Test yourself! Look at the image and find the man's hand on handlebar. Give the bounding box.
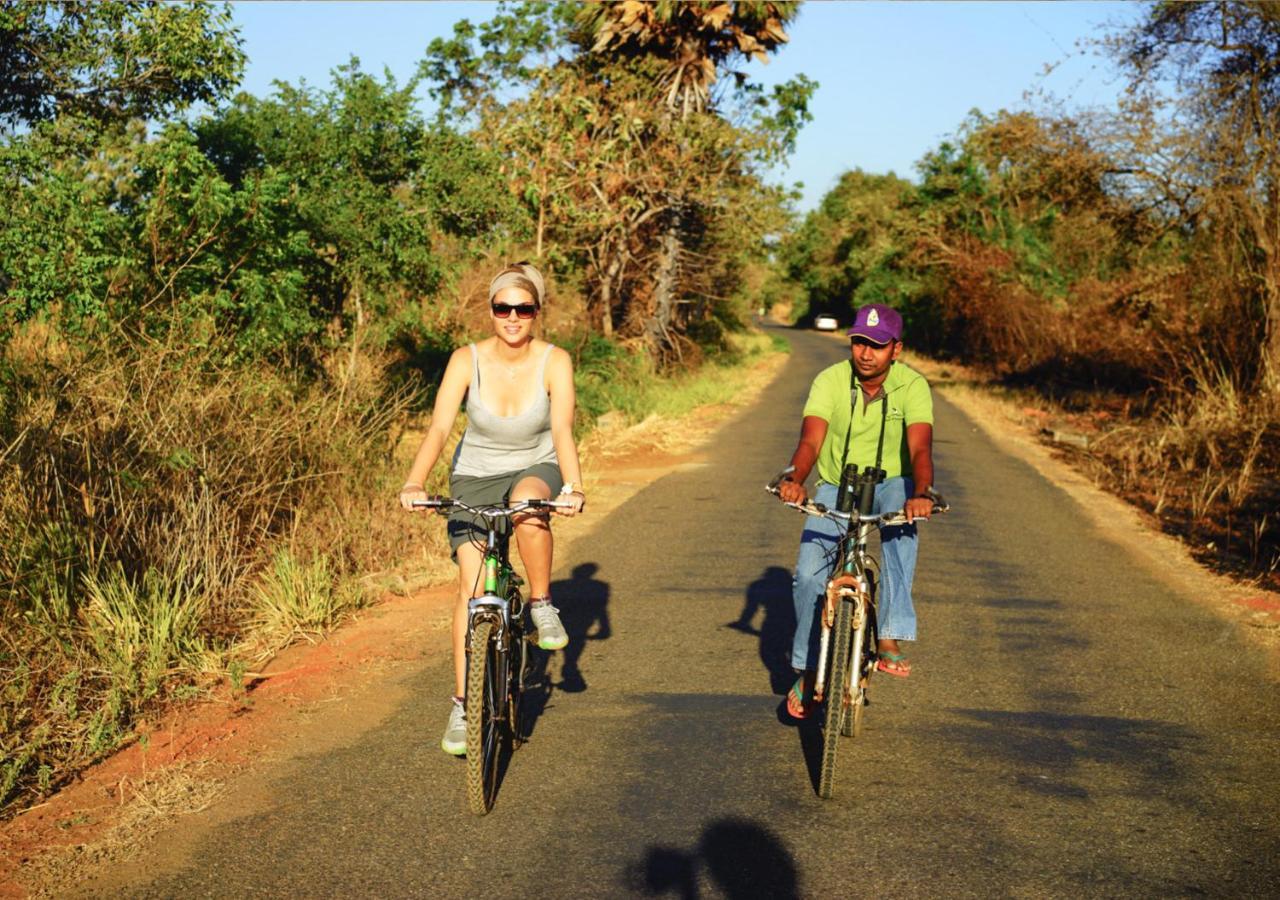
[777,477,807,505]
[903,495,933,523]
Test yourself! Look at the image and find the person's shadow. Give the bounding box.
[726,566,795,696]
[552,562,611,693]
[627,818,801,900]
[519,563,610,740]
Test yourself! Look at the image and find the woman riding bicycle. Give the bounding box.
[399,262,585,755]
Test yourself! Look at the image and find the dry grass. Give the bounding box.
[0,322,408,815]
[912,350,1280,588]
[20,761,225,897]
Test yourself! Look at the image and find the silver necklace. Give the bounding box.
[498,349,530,379]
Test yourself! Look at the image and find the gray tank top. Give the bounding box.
[451,343,558,476]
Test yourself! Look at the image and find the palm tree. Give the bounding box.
[579,1,799,353]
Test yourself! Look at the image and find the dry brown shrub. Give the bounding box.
[934,239,1054,370]
[0,321,410,813]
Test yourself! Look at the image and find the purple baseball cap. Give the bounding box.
[846,303,903,344]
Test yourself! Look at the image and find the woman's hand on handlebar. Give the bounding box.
[399,483,428,512]
[555,491,585,517]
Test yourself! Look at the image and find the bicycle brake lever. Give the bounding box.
[924,486,950,512]
[767,465,796,491]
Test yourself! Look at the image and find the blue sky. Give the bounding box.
[230,1,1144,211]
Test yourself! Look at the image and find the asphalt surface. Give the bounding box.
[84,327,1279,898]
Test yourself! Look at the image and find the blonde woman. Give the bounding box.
[400,262,585,755]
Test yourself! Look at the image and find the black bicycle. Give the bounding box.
[413,496,572,814]
[768,465,949,799]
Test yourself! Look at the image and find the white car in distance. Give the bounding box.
[814,314,839,332]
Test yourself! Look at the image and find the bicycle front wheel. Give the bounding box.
[843,605,866,739]
[818,596,854,799]
[844,572,877,738]
[466,620,505,815]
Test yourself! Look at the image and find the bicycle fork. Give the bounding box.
[814,572,864,702]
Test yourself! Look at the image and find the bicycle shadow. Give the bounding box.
[625,817,801,899]
[726,566,795,696]
[797,718,825,795]
[519,562,612,741]
[727,566,826,787]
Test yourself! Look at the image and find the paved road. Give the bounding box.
[86,328,1278,898]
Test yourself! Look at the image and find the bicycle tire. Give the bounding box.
[844,569,878,738]
[842,605,865,738]
[508,589,529,747]
[465,620,504,815]
[818,596,853,799]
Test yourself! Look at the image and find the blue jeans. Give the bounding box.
[791,478,918,671]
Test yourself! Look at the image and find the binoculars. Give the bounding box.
[835,463,886,515]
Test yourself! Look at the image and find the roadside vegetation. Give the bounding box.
[0,1,810,814]
[774,2,1280,590]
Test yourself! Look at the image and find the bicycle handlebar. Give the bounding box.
[410,497,577,517]
[765,467,950,526]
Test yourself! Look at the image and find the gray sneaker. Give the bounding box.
[529,600,568,650]
[441,698,466,756]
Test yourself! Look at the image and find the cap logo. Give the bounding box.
[867,309,880,326]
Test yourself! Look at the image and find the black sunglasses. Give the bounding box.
[491,302,538,319]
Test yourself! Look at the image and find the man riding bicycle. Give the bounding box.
[775,303,936,718]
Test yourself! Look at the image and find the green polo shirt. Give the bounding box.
[802,360,933,484]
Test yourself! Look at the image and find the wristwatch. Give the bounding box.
[559,482,584,496]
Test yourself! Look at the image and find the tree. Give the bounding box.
[419,1,813,357]
[1104,1,1280,385]
[579,1,802,352]
[0,1,244,130]
[581,0,796,117]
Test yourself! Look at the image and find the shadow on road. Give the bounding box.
[728,565,795,696]
[626,818,800,899]
[797,718,824,795]
[729,567,831,794]
[519,562,613,744]
[940,708,1198,802]
[492,564,612,804]
[554,562,611,693]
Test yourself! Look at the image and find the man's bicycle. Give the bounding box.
[768,465,948,799]
[412,496,573,815]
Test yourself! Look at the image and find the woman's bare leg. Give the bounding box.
[510,476,553,597]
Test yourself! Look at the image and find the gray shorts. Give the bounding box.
[447,462,564,559]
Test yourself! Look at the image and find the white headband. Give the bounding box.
[488,264,545,306]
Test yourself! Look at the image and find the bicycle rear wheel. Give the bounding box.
[508,601,530,747]
[818,596,853,799]
[465,620,505,815]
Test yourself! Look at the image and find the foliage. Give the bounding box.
[422,0,814,357]
[0,326,408,813]
[1101,0,1280,385]
[582,0,797,115]
[1,58,517,363]
[776,1,1280,589]
[0,1,244,129]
